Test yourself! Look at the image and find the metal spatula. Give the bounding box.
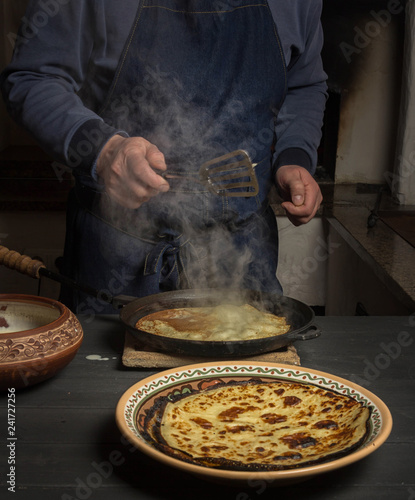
[199,149,259,197]
[164,149,259,197]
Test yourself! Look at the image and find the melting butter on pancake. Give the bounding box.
[135,304,290,341]
[144,380,370,471]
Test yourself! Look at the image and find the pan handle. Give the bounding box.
[0,245,135,309]
[288,324,321,341]
[0,245,45,278]
[111,294,136,309]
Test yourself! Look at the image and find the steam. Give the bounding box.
[97,61,276,296]
[180,222,257,291]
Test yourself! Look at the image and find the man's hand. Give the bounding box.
[96,135,170,209]
[275,165,323,226]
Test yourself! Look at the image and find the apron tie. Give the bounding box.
[143,235,197,291]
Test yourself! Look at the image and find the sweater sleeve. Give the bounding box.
[270,0,328,175]
[0,0,132,182]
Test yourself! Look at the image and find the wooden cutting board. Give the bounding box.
[122,331,301,368]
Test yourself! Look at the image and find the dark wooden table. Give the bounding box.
[1,315,414,500]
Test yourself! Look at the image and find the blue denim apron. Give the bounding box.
[62,0,287,313]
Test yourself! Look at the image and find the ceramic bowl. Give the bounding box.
[116,362,393,487]
[0,294,83,390]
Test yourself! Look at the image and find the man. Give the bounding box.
[1,0,327,313]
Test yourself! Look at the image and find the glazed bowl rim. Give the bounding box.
[0,293,69,338]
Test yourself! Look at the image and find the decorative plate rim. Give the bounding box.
[115,362,393,481]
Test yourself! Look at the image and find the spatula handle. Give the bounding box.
[0,245,45,279]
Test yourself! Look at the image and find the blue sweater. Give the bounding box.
[0,0,327,180]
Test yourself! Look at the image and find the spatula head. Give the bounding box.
[199,149,259,197]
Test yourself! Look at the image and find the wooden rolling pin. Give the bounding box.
[0,245,46,279]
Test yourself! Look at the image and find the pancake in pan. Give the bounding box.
[135,304,290,341]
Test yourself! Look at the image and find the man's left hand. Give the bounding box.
[275,165,323,226]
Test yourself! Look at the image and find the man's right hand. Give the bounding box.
[96,135,170,209]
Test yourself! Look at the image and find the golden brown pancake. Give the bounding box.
[135,304,290,341]
[142,379,371,471]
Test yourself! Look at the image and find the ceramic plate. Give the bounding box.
[115,362,392,486]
